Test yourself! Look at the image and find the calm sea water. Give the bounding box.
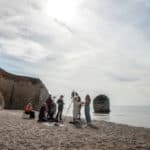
[64,105,150,128]
[92,106,150,128]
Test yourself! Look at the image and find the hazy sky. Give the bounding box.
[0,0,150,105]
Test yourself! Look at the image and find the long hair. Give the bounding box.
[85,94,91,101]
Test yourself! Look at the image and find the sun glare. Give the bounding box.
[44,0,81,22]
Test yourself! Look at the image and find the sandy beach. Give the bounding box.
[0,110,150,150]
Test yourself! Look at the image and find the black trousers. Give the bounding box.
[55,110,63,121]
[25,111,35,119]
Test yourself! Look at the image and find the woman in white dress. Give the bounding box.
[73,96,82,122]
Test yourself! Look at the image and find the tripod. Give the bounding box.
[63,99,73,123]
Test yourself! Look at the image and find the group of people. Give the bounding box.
[72,91,92,125]
[24,91,92,125]
[38,94,64,122]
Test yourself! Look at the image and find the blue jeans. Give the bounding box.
[85,106,91,124]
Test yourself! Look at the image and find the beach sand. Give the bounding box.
[0,110,150,150]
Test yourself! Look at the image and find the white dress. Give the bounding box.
[73,97,81,120]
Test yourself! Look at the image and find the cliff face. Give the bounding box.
[0,68,49,111]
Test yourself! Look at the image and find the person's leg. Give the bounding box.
[38,114,41,121]
[85,106,91,124]
[47,106,51,120]
[49,113,52,120]
[32,111,35,119]
[38,117,47,122]
[50,113,53,120]
[78,113,81,120]
[73,111,78,122]
[86,106,91,124]
[29,111,34,119]
[51,113,55,121]
[55,111,59,121]
[47,110,51,120]
[25,111,30,115]
[58,111,61,121]
[73,107,76,122]
[42,118,47,122]
[60,110,62,120]
[85,106,88,123]
[87,108,91,124]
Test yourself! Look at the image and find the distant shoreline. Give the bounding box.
[3,105,150,129]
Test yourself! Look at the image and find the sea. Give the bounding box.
[65,105,150,128]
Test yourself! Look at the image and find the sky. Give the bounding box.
[0,0,150,105]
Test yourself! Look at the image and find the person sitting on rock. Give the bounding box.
[38,103,47,122]
[24,103,35,119]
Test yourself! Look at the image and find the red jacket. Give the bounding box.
[46,97,52,109]
[24,105,32,112]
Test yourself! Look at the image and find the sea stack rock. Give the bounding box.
[0,68,49,110]
[93,95,110,113]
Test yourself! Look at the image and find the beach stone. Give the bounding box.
[0,110,150,150]
[93,94,110,113]
[0,68,49,111]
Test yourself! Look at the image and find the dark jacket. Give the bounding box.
[39,105,46,120]
[46,96,52,110]
[57,99,64,111]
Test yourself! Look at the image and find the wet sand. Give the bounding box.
[0,110,150,150]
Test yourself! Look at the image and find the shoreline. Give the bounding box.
[6,109,150,129]
[0,110,150,150]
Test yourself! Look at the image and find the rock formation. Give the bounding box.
[93,95,110,113]
[0,68,49,111]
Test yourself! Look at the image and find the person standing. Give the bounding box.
[77,96,82,120]
[46,95,52,120]
[55,95,64,122]
[49,100,56,121]
[73,96,82,122]
[84,95,92,125]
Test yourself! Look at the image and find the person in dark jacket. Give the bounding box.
[38,103,47,122]
[46,95,52,120]
[55,95,64,122]
[49,100,56,121]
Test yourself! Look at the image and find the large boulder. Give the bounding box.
[0,68,49,111]
[93,95,110,113]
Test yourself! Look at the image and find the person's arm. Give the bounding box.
[81,101,84,105]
